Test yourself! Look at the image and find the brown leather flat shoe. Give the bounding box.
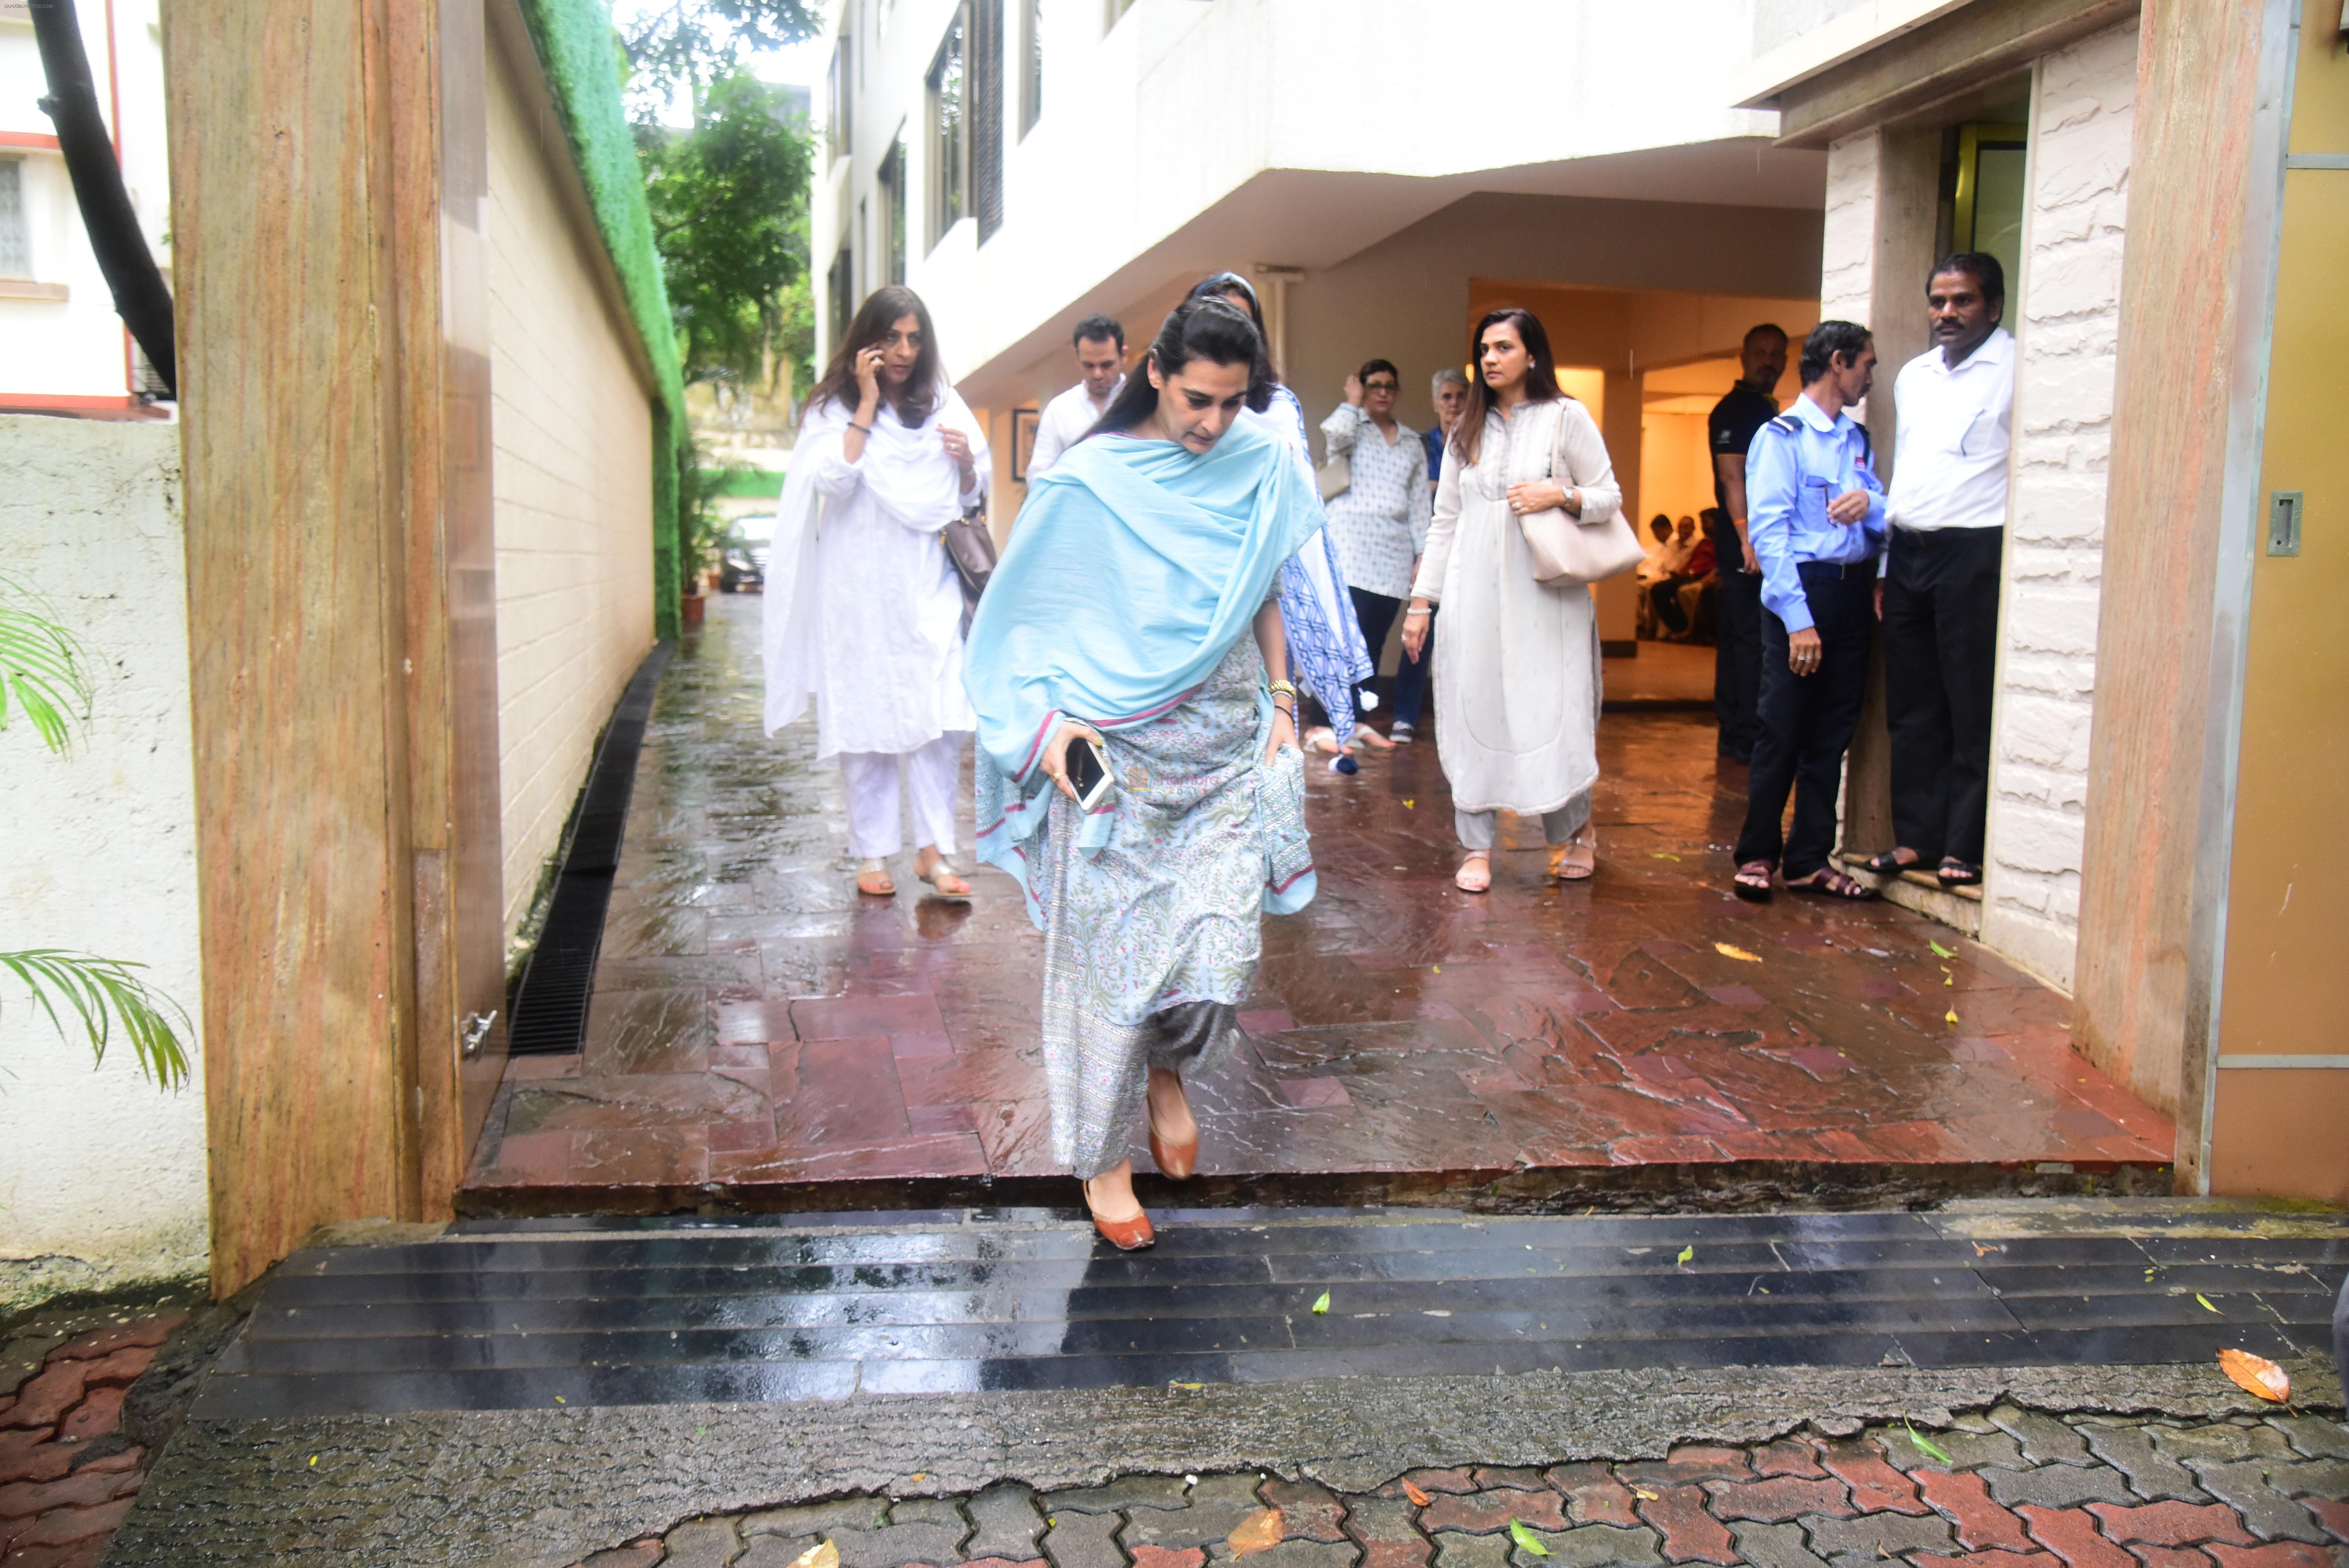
[1082,1178,1156,1250]
[1149,1127,1199,1181]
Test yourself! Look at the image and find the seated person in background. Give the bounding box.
[1651,515,1708,638]
[1676,522,1722,643]
[1635,514,1677,636]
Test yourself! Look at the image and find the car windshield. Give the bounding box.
[731,514,777,545]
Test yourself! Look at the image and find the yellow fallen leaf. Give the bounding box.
[1632,1486,1660,1501]
[308,1456,318,1466]
[2217,1347,2290,1402]
[1715,943,1761,963]
[1652,852,1682,862]
[787,1542,841,1568]
[2196,1293,2221,1314]
[1168,1380,1203,1390]
[554,1395,566,1404]
[1945,1009,1959,1026]
[1311,1290,1331,1315]
[1231,1508,1285,1556]
[1403,799,1415,809]
[1403,1479,1434,1506]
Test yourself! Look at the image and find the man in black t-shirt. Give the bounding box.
[1707,323,1789,763]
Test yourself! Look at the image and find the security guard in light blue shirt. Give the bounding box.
[1730,320,1886,905]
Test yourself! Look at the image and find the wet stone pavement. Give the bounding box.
[579,1413,2349,1568]
[462,593,2170,1212]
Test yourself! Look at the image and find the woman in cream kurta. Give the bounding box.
[1406,312,1620,892]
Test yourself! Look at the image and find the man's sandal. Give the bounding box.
[1732,861,1775,903]
[1788,868,1878,901]
[855,858,895,898]
[919,859,973,900]
[1937,858,1982,888]
[1455,853,1492,894]
[1864,849,1921,875]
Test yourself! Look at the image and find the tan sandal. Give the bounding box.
[1454,852,1492,893]
[855,857,896,898]
[1549,826,1597,882]
[918,857,972,900]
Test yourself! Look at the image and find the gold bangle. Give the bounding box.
[1268,680,1296,696]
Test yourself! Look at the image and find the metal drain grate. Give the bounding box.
[506,643,672,1055]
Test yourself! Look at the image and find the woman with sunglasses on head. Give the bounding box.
[965,297,1321,1249]
[762,285,987,900]
[1186,273,1375,770]
[1400,307,1619,893]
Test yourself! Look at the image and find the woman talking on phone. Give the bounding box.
[964,297,1321,1249]
[763,285,987,900]
[1401,306,1619,893]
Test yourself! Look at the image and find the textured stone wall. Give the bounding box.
[0,417,209,1312]
[1983,21,2138,992]
[1820,129,1881,326]
[487,43,657,946]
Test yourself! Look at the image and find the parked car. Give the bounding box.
[718,514,775,592]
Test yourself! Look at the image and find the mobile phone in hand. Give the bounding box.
[1064,734,1114,811]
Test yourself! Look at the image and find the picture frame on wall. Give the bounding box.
[1010,407,1041,483]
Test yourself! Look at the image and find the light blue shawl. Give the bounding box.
[964,415,1323,917]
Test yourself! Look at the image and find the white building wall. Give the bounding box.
[0,416,208,1313]
[485,45,657,944]
[1982,20,2136,991]
[0,0,170,409]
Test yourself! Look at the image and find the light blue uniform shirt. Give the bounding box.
[1744,393,1887,633]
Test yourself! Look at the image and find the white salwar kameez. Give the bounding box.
[1410,397,1621,848]
[763,387,988,858]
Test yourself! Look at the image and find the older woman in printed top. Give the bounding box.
[1319,358,1431,750]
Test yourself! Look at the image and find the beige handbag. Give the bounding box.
[1517,401,1645,586]
[1315,449,1350,502]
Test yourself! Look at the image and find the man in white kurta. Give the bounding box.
[1024,314,1126,480]
[763,387,987,867]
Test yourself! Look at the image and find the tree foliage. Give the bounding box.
[620,0,821,121]
[637,71,814,389]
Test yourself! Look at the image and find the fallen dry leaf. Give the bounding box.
[1944,1009,1959,1026]
[1715,943,1762,963]
[1231,1508,1286,1556]
[2218,1347,2290,1402]
[1403,1479,1434,1507]
[1631,1486,1660,1501]
[787,1542,841,1568]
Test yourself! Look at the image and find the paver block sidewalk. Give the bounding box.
[583,1416,2349,1568]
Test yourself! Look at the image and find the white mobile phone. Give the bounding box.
[1064,734,1115,811]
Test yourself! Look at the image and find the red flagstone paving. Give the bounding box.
[579,1416,2349,1568]
[462,595,2171,1210]
[0,1308,182,1568]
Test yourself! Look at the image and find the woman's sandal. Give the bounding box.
[1353,725,1396,752]
[1732,861,1775,903]
[1455,853,1492,894]
[1864,849,1921,875]
[1937,858,1982,888]
[1146,1075,1199,1180]
[1549,827,1597,883]
[1082,1178,1155,1251]
[1788,868,1879,901]
[855,858,895,898]
[918,858,973,900]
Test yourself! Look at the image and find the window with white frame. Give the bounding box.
[1020,0,1043,137]
[0,160,29,278]
[927,6,967,248]
[827,36,852,163]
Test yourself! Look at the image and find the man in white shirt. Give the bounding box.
[1869,253,2014,891]
[1025,314,1126,479]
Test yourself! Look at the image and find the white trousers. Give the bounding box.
[840,734,966,859]
[1454,789,1591,851]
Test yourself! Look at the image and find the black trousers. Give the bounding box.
[1735,564,1875,879]
[1713,567,1763,759]
[1348,586,1401,723]
[1881,526,2002,865]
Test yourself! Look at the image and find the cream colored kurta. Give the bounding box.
[1411,397,1622,816]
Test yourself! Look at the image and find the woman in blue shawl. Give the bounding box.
[965,298,1321,1249]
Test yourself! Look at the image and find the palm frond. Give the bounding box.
[0,949,193,1088]
[0,577,95,753]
